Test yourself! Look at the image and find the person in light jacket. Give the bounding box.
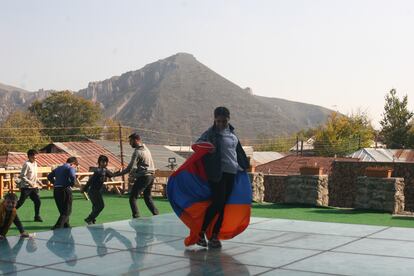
[16,149,43,222]
[114,133,159,218]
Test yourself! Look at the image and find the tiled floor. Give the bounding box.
[1,214,414,275]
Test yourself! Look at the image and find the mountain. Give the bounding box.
[78,53,332,143]
[0,83,52,120]
[0,53,332,143]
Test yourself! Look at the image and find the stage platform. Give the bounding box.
[1,213,414,275]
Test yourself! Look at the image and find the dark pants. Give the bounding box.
[53,187,72,228]
[202,172,235,235]
[86,190,105,221]
[16,188,41,217]
[130,175,159,217]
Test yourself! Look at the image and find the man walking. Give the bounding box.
[47,157,78,229]
[115,133,158,218]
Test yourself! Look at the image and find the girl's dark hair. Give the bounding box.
[98,155,109,163]
[214,106,230,118]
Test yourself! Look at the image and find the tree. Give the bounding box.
[313,111,374,156]
[380,89,413,148]
[29,91,102,141]
[253,133,296,152]
[0,111,50,154]
[407,121,414,148]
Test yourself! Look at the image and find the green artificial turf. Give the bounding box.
[6,190,173,236]
[251,202,414,228]
[5,190,414,237]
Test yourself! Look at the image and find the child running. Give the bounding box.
[83,155,115,225]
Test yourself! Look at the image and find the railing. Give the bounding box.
[0,168,173,198]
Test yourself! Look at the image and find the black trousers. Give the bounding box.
[53,187,72,228]
[86,190,104,221]
[16,188,41,217]
[202,172,235,235]
[130,175,159,217]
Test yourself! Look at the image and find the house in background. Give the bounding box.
[91,140,186,170]
[348,148,414,162]
[0,152,70,170]
[252,151,284,167]
[40,141,123,172]
[289,137,315,156]
[255,155,358,175]
[165,144,255,165]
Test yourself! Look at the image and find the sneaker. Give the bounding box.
[34,216,43,222]
[208,237,222,249]
[196,233,207,247]
[132,214,140,219]
[84,218,93,225]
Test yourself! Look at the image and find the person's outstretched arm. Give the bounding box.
[114,150,137,176]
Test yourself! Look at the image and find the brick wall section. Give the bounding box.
[355,177,405,213]
[263,175,287,203]
[330,161,414,210]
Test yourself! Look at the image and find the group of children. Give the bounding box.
[0,132,158,239]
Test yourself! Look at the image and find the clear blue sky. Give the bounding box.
[1,0,413,128]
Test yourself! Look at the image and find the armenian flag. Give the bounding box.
[167,142,252,246]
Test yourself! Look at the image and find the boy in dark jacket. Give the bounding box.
[83,155,115,225]
[48,157,78,229]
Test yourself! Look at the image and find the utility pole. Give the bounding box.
[296,135,299,156]
[118,123,126,193]
[300,140,304,156]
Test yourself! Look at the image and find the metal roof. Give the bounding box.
[252,151,284,166]
[1,152,71,170]
[91,140,186,170]
[41,141,123,171]
[348,148,414,162]
[256,155,357,175]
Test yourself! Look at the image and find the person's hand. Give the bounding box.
[0,234,5,240]
[20,232,30,238]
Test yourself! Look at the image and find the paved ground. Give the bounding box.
[1,213,414,275]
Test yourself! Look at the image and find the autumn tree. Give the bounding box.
[0,111,50,154]
[29,91,102,141]
[313,111,374,156]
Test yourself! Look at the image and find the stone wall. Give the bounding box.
[249,172,265,203]
[354,177,405,213]
[285,175,329,206]
[263,175,287,203]
[330,161,414,210]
